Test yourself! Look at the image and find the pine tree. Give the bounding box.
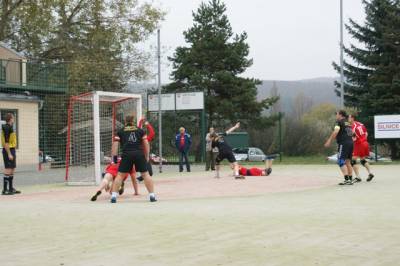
[333,0,400,158]
[167,0,277,128]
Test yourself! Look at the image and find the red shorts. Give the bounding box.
[353,141,370,158]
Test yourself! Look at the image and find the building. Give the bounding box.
[0,42,68,170]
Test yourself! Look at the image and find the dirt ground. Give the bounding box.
[1,164,400,266]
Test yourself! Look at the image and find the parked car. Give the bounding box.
[233,147,266,162]
[149,153,168,164]
[39,152,55,163]
[326,152,392,163]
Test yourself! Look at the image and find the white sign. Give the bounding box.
[374,115,400,139]
[176,92,204,110]
[148,94,175,111]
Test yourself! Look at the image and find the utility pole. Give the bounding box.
[157,29,163,173]
[340,0,345,108]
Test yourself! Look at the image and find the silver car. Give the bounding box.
[233,147,266,162]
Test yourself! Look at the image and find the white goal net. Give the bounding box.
[65,91,142,185]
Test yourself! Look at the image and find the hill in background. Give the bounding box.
[258,77,340,115]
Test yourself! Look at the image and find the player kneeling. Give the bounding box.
[90,159,138,201]
[211,122,245,179]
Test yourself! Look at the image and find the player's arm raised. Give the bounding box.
[324,125,340,147]
[226,122,240,134]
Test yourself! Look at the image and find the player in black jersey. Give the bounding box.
[211,122,245,179]
[324,110,354,185]
[110,115,156,203]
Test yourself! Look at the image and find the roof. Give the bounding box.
[0,42,26,59]
[0,92,41,103]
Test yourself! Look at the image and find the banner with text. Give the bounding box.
[374,115,400,139]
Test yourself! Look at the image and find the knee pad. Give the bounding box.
[337,158,346,167]
[361,159,367,166]
[351,159,357,166]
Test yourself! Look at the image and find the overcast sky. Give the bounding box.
[146,0,366,82]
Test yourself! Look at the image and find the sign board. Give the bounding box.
[148,94,175,111]
[374,115,400,139]
[176,92,204,110]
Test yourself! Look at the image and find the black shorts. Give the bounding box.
[216,150,236,164]
[118,152,148,173]
[338,142,353,161]
[2,148,16,169]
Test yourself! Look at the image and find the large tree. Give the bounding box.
[166,0,277,128]
[334,0,400,158]
[1,0,164,93]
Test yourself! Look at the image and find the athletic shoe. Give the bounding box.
[118,182,125,195]
[110,197,117,203]
[10,188,21,194]
[1,190,14,195]
[136,176,144,182]
[353,177,362,183]
[367,174,375,182]
[149,195,157,202]
[235,175,245,180]
[266,168,272,176]
[90,191,101,201]
[338,180,353,185]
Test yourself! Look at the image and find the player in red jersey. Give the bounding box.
[90,159,138,201]
[349,114,374,182]
[238,157,273,176]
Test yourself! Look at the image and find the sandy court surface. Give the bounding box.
[1,164,400,266]
[2,165,337,203]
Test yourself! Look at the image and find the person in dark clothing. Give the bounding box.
[1,113,20,195]
[324,110,354,185]
[175,127,192,172]
[110,115,156,203]
[211,122,244,179]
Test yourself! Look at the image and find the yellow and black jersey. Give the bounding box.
[1,124,17,148]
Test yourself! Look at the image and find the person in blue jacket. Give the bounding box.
[175,127,192,172]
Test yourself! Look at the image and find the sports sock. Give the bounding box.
[8,175,13,191]
[111,192,117,198]
[234,170,239,176]
[344,175,349,181]
[3,175,8,192]
[149,192,155,198]
[348,175,353,181]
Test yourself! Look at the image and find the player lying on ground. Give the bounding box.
[90,159,138,201]
[324,110,354,185]
[239,160,272,176]
[211,122,245,179]
[349,114,374,182]
[238,158,273,176]
[110,115,156,203]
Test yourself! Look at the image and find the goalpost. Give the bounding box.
[65,91,142,185]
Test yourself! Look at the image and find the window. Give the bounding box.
[0,61,6,83]
[0,109,18,149]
